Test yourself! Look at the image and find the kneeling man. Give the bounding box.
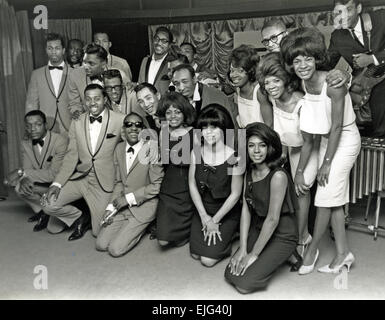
[96,113,164,256]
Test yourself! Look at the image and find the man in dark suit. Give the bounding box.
[96,112,164,256]
[328,0,385,137]
[138,26,172,95]
[43,84,125,240]
[26,33,72,133]
[5,110,68,231]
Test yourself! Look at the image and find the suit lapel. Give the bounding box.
[93,108,110,156]
[57,63,69,99]
[127,143,147,176]
[360,15,370,51]
[145,56,151,82]
[154,55,168,84]
[25,141,40,168]
[44,66,56,97]
[37,131,52,168]
[118,144,128,179]
[84,114,93,155]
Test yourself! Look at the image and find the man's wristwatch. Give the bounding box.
[17,168,24,177]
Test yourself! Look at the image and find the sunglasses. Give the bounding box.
[105,85,122,92]
[123,121,144,129]
[261,31,286,47]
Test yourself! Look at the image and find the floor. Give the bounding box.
[0,191,384,300]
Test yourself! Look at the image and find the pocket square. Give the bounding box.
[46,156,53,162]
[106,133,116,139]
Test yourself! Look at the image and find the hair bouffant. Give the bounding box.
[245,122,283,169]
[228,44,260,83]
[257,52,300,95]
[280,27,330,72]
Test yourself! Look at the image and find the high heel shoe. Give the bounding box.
[298,249,319,275]
[297,234,312,257]
[317,252,355,274]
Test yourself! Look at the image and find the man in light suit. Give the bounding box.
[43,84,126,240]
[138,26,172,95]
[5,110,68,231]
[96,113,164,256]
[25,33,72,133]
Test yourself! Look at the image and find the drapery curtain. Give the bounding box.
[149,5,385,82]
[30,18,92,68]
[0,1,33,196]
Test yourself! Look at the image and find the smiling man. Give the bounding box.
[43,84,125,240]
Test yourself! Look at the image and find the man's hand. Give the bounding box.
[112,196,128,211]
[4,169,20,187]
[71,110,82,120]
[19,176,34,196]
[326,69,351,88]
[44,185,61,205]
[353,53,374,69]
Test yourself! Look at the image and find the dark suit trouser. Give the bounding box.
[369,80,385,138]
[43,171,111,236]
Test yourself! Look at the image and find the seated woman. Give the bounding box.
[224,122,298,293]
[257,52,319,259]
[189,104,243,267]
[155,91,197,247]
[228,44,273,128]
[281,28,360,275]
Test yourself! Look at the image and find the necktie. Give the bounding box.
[90,115,102,123]
[350,29,364,47]
[127,147,135,154]
[48,65,64,70]
[32,139,44,147]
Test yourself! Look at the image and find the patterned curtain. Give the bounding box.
[149,5,385,82]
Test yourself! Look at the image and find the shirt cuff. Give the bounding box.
[125,193,137,207]
[372,55,380,66]
[106,203,115,212]
[51,182,62,188]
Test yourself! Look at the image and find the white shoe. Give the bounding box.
[317,252,355,274]
[298,249,319,275]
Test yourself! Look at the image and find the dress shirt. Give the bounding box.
[89,110,105,154]
[148,54,167,85]
[35,135,47,154]
[189,83,201,109]
[48,61,65,97]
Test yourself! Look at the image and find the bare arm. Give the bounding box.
[257,88,273,127]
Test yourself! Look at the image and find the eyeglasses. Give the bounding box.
[123,121,144,129]
[153,36,169,45]
[261,31,286,47]
[105,85,122,92]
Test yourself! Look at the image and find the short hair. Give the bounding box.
[180,42,197,55]
[196,104,234,132]
[333,0,360,6]
[172,63,196,78]
[46,33,65,48]
[245,122,283,169]
[93,32,110,41]
[257,52,299,95]
[166,53,189,64]
[25,110,47,123]
[228,45,260,83]
[68,38,84,47]
[84,83,106,97]
[103,69,122,83]
[156,91,196,126]
[134,82,158,95]
[261,18,287,33]
[155,26,173,44]
[280,27,330,71]
[84,43,108,62]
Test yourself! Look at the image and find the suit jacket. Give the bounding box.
[112,141,164,223]
[54,109,125,193]
[138,54,170,95]
[25,63,72,133]
[328,11,385,70]
[108,54,132,83]
[21,131,68,183]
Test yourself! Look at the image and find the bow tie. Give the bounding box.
[48,65,63,70]
[127,147,135,154]
[90,75,103,82]
[90,115,102,123]
[32,138,44,147]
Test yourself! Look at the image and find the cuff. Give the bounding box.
[372,55,379,66]
[106,203,115,212]
[125,193,137,207]
[51,182,62,188]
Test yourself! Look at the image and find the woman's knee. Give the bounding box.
[191,253,200,260]
[200,256,219,268]
[235,286,253,294]
[158,240,170,247]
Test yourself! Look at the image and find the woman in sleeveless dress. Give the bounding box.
[281,28,361,275]
[155,92,197,247]
[224,122,298,293]
[189,104,243,267]
[228,45,273,128]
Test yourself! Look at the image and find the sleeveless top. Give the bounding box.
[272,98,303,147]
[236,84,263,128]
[300,81,356,135]
[244,167,298,218]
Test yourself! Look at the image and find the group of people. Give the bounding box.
[5,0,385,293]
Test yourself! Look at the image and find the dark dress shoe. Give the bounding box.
[68,221,91,241]
[28,212,42,223]
[33,214,49,232]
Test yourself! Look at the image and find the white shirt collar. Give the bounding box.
[151,53,167,62]
[126,139,144,154]
[192,83,201,102]
[48,61,65,67]
[353,16,362,33]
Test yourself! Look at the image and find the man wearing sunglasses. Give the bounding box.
[138,26,172,95]
[96,112,164,257]
[42,84,126,240]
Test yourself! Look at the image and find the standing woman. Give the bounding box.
[257,52,319,258]
[155,92,197,247]
[189,104,243,267]
[228,45,273,128]
[225,122,298,293]
[281,28,360,274]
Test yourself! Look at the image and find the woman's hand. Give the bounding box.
[294,171,310,196]
[317,162,331,187]
[204,219,222,246]
[238,253,258,276]
[229,248,247,275]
